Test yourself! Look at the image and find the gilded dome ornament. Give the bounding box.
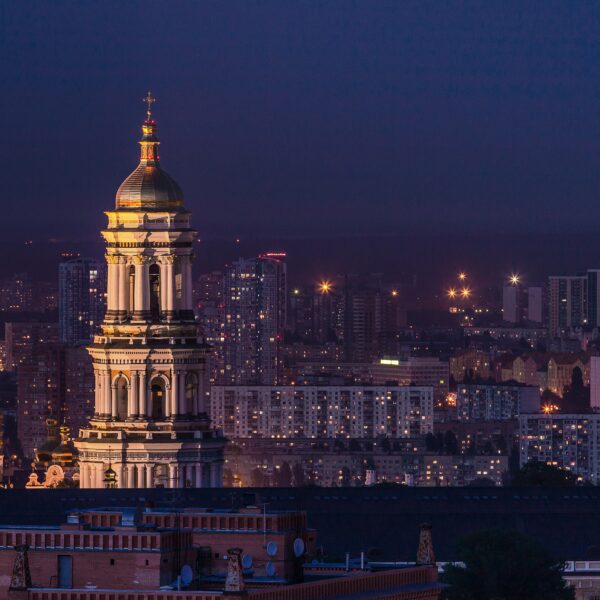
[115,92,184,210]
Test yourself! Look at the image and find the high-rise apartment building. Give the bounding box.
[223,253,287,385]
[587,269,600,328]
[548,275,587,337]
[0,274,33,312]
[16,344,95,460]
[502,284,521,324]
[59,258,106,345]
[17,344,63,459]
[4,321,59,372]
[210,385,433,439]
[526,285,544,324]
[289,283,344,344]
[519,413,600,484]
[74,98,226,488]
[343,277,404,362]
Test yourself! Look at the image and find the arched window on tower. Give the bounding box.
[149,264,160,320]
[128,265,136,314]
[114,375,129,420]
[185,373,198,415]
[150,376,167,419]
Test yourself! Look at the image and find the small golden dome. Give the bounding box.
[115,100,184,210]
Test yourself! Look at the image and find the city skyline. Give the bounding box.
[1,4,600,597]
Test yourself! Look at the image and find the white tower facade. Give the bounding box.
[75,96,226,488]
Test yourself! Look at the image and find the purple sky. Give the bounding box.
[3,1,600,241]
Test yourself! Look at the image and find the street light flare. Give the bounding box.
[458,272,467,281]
[447,288,457,299]
[318,280,332,294]
[461,287,471,299]
[510,273,520,285]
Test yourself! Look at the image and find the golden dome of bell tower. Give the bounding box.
[116,92,184,210]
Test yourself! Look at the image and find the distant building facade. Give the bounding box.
[4,321,59,373]
[457,383,539,421]
[58,257,106,345]
[210,385,434,439]
[548,275,587,338]
[519,413,600,484]
[371,357,449,402]
[223,253,287,385]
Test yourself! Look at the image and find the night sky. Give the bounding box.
[3,2,600,241]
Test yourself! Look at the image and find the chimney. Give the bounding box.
[9,545,32,592]
[416,523,436,566]
[224,547,247,596]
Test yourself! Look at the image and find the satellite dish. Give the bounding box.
[180,565,193,586]
[266,541,278,557]
[266,561,276,577]
[293,538,305,557]
[242,554,253,569]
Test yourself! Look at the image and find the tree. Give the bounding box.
[349,439,362,452]
[425,432,439,451]
[292,463,305,487]
[274,462,292,487]
[250,467,268,487]
[443,430,458,455]
[441,529,574,600]
[512,460,578,487]
[562,366,590,413]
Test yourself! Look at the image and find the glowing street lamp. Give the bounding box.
[509,274,520,285]
[447,288,457,299]
[461,287,471,299]
[458,272,467,281]
[318,280,332,294]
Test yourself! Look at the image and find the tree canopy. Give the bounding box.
[512,460,578,487]
[441,529,574,600]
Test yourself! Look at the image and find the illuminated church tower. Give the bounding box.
[75,93,226,488]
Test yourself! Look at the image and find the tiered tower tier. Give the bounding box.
[75,98,226,489]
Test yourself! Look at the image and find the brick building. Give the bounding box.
[0,506,441,600]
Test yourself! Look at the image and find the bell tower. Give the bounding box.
[75,93,226,489]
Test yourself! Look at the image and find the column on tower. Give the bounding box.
[170,369,179,417]
[193,463,202,488]
[115,464,124,489]
[110,378,118,419]
[93,371,101,418]
[79,464,87,488]
[136,464,146,488]
[145,464,154,488]
[126,464,135,488]
[129,371,138,418]
[211,463,223,488]
[133,256,150,320]
[117,256,129,319]
[102,371,111,417]
[183,253,194,315]
[138,369,147,417]
[168,464,177,488]
[106,255,119,319]
[178,371,187,415]
[159,255,176,318]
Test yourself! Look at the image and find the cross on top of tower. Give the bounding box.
[143,91,156,121]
